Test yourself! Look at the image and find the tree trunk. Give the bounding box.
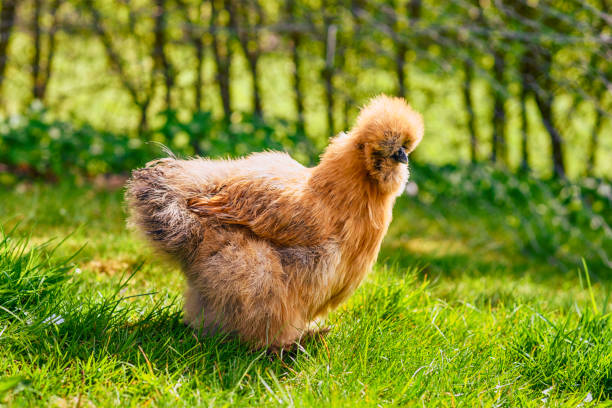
[41,0,60,101]
[463,60,477,163]
[519,48,536,172]
[32,0,42,99]
[252,1,264,119]
[323,23,337,136]
[153,0,173,110]
[586,0,609,176]
[138,100,150,135]
[395,42,406,99]
[194,37,204,111]
[400,0,420,98]
[248,54,262,118]
[528,44,565,179]
[214,45,232,120]
[511,0,566,178]
[210,0,232,120]
[87,0,152,133]
[291,34,304,133]
[31,0,60,102]
[490,50,506,164]
[0,0,17,93]
[287,0,304,133]
[587,107,603,176]
[391,0,419,100]
[409,0,422,21]
[175,0,207,113]
[534,93,566,179]
[229,0,262,118]
[520,85,529,171]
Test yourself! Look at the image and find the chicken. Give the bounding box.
[125,95,424,349]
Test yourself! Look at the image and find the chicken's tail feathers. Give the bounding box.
[125,159,203,261]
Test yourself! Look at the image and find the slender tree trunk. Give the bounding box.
[291,35,304,133]
[153,0,173,110]
[138,100,150,135]
[400,0,420,98]
[193,0,206,112]
[463,60,477,163]
[87,0,152,133]
[175,0,207,154]
[344,0,365,128]
[0,0,17,93]
[392,0,420,99]
[528,45,565,179]
[175,0,206,113]
[490,50,506,164]
[395,42,406,99]
[323,23,337,135]
[192,21,204,155]
[513,1,565,177]
[520,84,529,171]
[534,93,566,179]
[32,0,42,99]
[586,0,609,176]
[31,0,60,101]
[229,0,262,118]
[247,54,262,118]
[41,0,60,101]
[392,0,405,101]
[409,0,421,19]
[587,107,603,176]
[472,0,505,165]
[287,0,304,133]
[212,42,231,120]
[519,49,536,172]
[210,0,232,120]
[252,1,264,119]
[194,37,204,111]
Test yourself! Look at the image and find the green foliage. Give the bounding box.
[156,109,317,164]
[0,105,317,182]
[411,163,612,277]
[2,0,611,179]
[0,104,154,180]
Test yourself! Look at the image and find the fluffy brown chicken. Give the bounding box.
[126,95,424,349]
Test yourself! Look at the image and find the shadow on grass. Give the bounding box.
[0,255,323,405]
[4,290,319,392]
[384,194,612,286]
[4,248,612,404]
[380,244,548,282]
[0,225,325,405]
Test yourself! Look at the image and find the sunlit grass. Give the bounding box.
[1,173,611,406]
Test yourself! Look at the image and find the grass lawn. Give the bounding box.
[0,167,611,407]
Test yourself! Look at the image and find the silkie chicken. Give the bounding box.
[126,95,424,350]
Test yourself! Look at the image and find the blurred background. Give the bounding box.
[0,0,610,179]
[0,0,610,276]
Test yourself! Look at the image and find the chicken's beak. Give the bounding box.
[391,147,408,164]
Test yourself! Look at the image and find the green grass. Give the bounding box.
[1,169,611,407]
